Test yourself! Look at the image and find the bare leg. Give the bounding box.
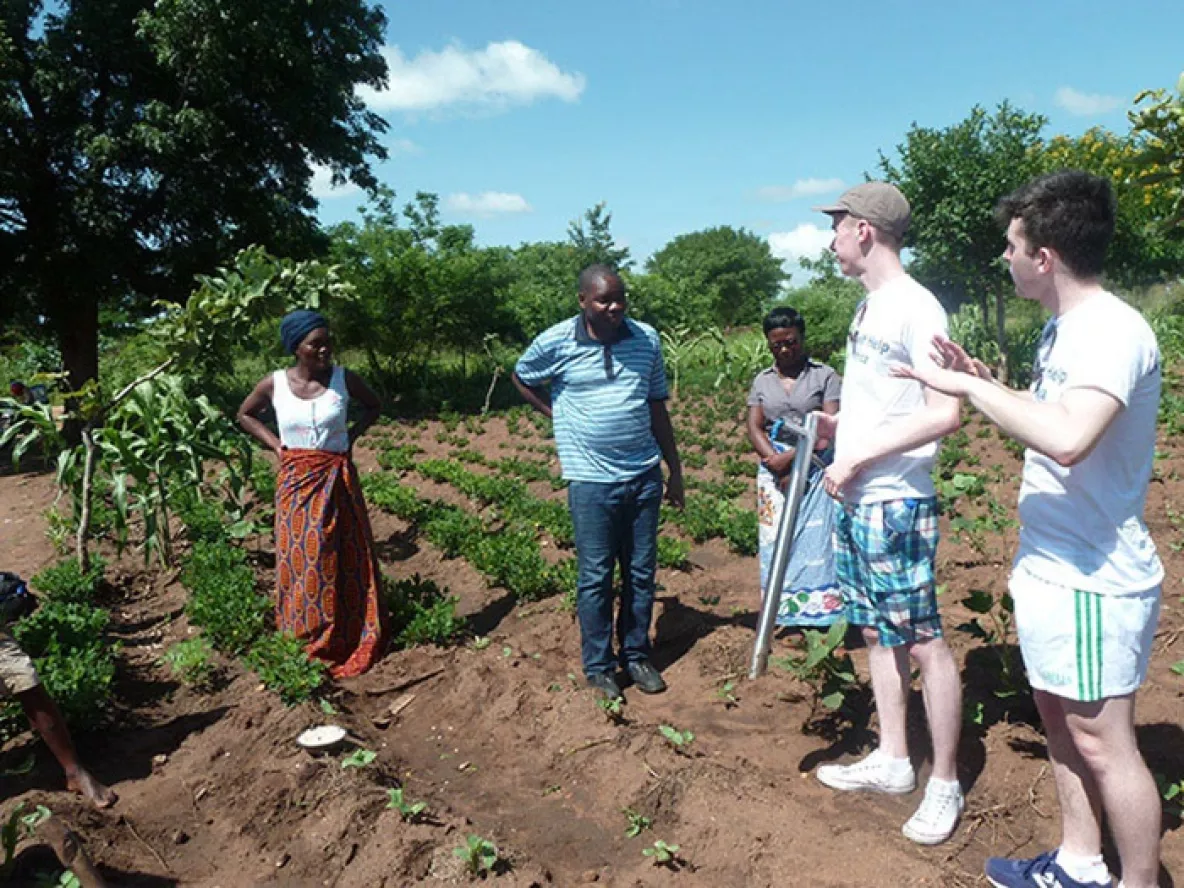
[864,627,911,759]
[910,637,962,781]
[1034,689,1104,858]
[1062,693,1160,888]
[39,816,109,888]
[16,685,117,808]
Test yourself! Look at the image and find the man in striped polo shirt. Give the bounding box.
[513,264,684,700]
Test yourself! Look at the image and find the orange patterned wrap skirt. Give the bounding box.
[274,449,388,677]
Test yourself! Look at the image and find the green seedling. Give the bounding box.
[698,595,721,607]
[956,589,1024,699]
[1171,660,1184,677]
[623,808,652,838]
[319,698,338,716]
[471,636,492,651]
[598,696,627,724]
[642,839,681,865]
[33,870,82,888]
[0,753,35,777]
[658,724,694,750]
[716,680,738,708]
[771,619,862,723]
[2,803,51,878]
[386,787,427,822]
[453,834,499,876]
[341,749,377,769]
[1155,772,1184,817]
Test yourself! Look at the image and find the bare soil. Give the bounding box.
[1,407,1181,887]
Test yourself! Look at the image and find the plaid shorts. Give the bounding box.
[834,497,941,647]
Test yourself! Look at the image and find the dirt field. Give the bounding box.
[1,405,1181,887]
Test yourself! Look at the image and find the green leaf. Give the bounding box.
[341,749,377,769]
[962,589,994,614]
[820,691,845,710]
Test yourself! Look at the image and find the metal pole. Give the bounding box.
[749,411,819,679]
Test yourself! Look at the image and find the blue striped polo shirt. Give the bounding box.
[515,314,669,483]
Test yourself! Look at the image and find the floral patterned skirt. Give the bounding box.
[275,449,388,677]
[757,451,844,627]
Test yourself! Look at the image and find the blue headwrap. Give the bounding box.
[280,310,328,355]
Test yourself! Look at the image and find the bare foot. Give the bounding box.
[66,768,118,808]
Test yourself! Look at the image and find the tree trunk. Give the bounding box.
[993,287,1009,384]
[52,285,100,444]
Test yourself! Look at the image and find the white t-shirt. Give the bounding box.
[1015,291,1163,595]
[835,274,949,503]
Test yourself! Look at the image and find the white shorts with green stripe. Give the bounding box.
[1010,566,1160,703]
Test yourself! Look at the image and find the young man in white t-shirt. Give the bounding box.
[810,183,965,845]
[899,171,1163,888]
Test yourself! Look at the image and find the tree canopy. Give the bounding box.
[0,0,390,394]
[645,226,786,329]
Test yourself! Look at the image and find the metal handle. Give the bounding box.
[749,411,819,679]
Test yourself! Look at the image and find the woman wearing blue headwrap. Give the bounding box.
[237,311,388,677]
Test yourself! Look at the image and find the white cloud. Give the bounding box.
[445,191,532,217]
[361,41,585,113]
[756,178,846,203]
[768,224,833,264]
[1054,86,1124,117]
[309,163,361,200]
[389,138,422,155]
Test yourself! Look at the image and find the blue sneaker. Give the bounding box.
[985,850,1113,888]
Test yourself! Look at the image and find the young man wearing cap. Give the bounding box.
[811,182,965,845]
[898,171,1163,888]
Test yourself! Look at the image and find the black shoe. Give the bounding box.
[587,672,622,700]
[626,660,667,694]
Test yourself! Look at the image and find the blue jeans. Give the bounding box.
[567,464,663,677]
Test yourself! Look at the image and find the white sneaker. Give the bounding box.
[815,749,916,794]
[902,780,964,845]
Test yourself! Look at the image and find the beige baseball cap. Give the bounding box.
[814,182,911,241]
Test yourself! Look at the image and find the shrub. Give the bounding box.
[656,536,691,570]
[182,540,271,654]
[422,508,484,558]
[361,473,429,522]
[175,494,229,545]
[384,574,464,648]
[246,632,326,705]
[30,556,107,604]
[12,601,109,657]
[8,600,116,730]
[34,642,118,726]
[161,637,217,690]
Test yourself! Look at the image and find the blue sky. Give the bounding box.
[313,0,1184,279]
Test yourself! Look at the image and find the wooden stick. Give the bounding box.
[123,816,170,872]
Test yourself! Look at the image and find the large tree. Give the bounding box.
[1040,127,1184,286]
[645,225,785,328]
[1129,72,1184,233]
[0,0,389,395]
[329,191,516,391]
[879,102,1047,380]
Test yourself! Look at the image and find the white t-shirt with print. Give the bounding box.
[835,274,949,503]
[1015,291,1163,596]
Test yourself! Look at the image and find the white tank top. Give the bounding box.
[271,366,350,453]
